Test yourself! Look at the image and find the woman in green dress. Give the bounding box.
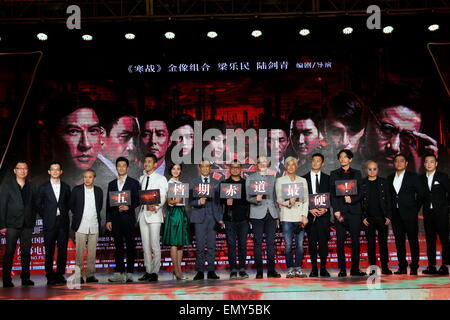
[163,163,191,280]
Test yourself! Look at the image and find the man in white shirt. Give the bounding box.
[69,169,103,283]
[137,153,168,282]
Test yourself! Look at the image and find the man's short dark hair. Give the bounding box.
[261,117,289,136]
[337,149,353,160]
[393,153,408,162]
[15,160,29,168]
[96,101,136,136]
[311,153,325,162]
[139,110,168,130]
[169,114,195,134]
[325,91,366,133]
[423,153,437,162]
[144,153,158,163]
[116,157,129,167]
[84,169,96,177]
[48,161,63,170]
[289,103,323,132]
[371,82,424,115]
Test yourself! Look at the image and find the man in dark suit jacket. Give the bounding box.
[37,161,71,285]
[189,160,224,280]
[420,153,450,275]
[105,157,140,283]
[387,154,424,275]
[70,169,103,283]
[330,149,366,277]
[0,160,38,288]
[302,153,331,277]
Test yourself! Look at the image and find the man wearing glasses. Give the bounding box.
[246,156,281,279]
[0,161,38,288]
[361,82,438,176]
[222,160,250,279]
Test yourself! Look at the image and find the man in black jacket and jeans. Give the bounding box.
[222,160,250,279]
[0,160,38,288]
[330,149,366,277]
[361,160,393,275]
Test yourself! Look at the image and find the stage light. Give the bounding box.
[36,33,48,41]
[82,34,93,41]
[428,24,439,32]
[383,26,394,34]
[251,30,262,38]
[207,31,218,39]
[165,31,175,39]
[342,27,353,35]
[299,29,310,36]
[125,33,136,40]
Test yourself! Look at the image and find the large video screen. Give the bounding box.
[0,38,449,274]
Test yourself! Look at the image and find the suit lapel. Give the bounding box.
[47,181,58,204]
[399,171,408,194]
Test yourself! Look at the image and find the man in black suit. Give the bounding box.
[387,154,423,275]
[302,153,331,277]
[0,160,38,288]
[37,161,71,285]
[106,157,140,283]
[420,153,450,275]
[330,149,366,277]
[70,169,103,283]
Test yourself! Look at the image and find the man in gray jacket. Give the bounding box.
[246,156,281,279]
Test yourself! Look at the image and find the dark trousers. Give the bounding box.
[2,227,33,282]
[423,209,450,266]
[194,213,217,272]
[112,213,136,273]
[335,214,362,271]
[307,214,330,270]
[225,220,249,272]
[364,216,389,268]
[251,212,277,274]
[43,216,69,279]
[391,210,419,270]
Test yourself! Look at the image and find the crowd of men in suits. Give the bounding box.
[0,148,449,288]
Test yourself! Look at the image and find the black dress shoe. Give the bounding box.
[422,266,438,275]
[255,273,263,279]
[21,279,34,286]
[320,269,331,277]
[350,269,367,276]
[338,269,347,277]
[3,280,14,288]
[267,271,281,278]
[138,272,153,281]
[193,272,204,280]
[47,278,57,286]
[86,276,99,283]
[80,277,85,284]
[309,269,319,277]
[410,268,418,276]
[148,273,158,282]
[394,268,407,275]
[381,268,393,275]
[437,265,449,276]
[207,271,220,280]
[55,275,67,285]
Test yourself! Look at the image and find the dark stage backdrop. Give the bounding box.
[0,39,449,275]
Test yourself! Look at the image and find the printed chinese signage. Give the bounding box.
[167,183,189,198]
[193,183,212,198]
[220,183,242,199]
[309,193,331,209]
[335,179,358,196]
[109,190,131,207]
[139,189,161,205]
[281,183,304,200]
[247,180,271,195]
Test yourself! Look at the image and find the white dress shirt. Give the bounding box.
[427,170,436,209]
[139,171,168,224]
[51,181,61,216]
[77,186,98,234]
[310,171,322,195]
[393,170,406,208]
[117,175,127,191]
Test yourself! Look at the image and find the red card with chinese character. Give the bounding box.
[335,179,358,196]
[109,190,131,207]
[167,183,189,198]
[247,180,270,195]
[308,193,331,209]
[193,183,212,198]
[220,183,242,199]
[281,183,305,200]
[139,189,161,205]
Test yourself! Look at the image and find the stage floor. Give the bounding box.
[1,269,449,300]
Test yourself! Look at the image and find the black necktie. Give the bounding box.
[145,176,149,190]
[204,177,208,183]
[315,174,319,193]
